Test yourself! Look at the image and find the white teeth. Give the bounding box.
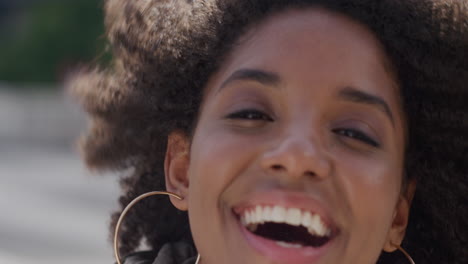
[249,210,256,223]
[276,241,303,248]
[271,206,286,222]
[255,205,263,224]
[240,205,331,238]
[310,214,328,237]
[285,208,302,226]
[302,211,312,230]
[263,206,272,222]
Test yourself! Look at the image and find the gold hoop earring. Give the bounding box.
[395,244,416,264]
[114,191,198,264]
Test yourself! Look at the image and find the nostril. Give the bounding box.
[304,171,316,177]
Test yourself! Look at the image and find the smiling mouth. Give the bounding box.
[238,205,332,248]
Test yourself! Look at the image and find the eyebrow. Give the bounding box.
[338,87,395,126]
[217,69,395,125]
[218,68,281,92]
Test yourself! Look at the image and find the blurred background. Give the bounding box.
[0,0,120,263]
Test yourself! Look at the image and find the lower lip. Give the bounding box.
[236,216,332,264]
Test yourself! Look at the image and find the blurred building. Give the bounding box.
[0,1,119,263]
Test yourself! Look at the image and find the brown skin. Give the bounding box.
[165,8,415,264]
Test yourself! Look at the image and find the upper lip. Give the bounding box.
[232,189,339,236]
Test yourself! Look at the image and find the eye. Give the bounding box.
[332,128,380,148]
[225,109,274,122]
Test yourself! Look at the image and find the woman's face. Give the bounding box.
[166,7,410,264]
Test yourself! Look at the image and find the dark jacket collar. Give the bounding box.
[122,242,197,264]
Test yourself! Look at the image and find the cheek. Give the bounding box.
[186,125,263,261]
[187,125,261,209]
[336,150,402,238]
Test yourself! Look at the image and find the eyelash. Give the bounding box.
[225,109,274,122]
[226,109,380,147]
[332,128,380,148]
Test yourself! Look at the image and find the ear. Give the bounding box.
[164,131,191,211]
[383,179,417,252]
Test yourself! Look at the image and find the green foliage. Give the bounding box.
[0,0,109,85]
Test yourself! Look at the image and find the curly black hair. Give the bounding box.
[70,0,468,263]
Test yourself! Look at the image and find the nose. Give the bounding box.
[260,134,331,180]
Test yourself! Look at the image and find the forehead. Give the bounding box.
[201,7,405,133]
[208,7,400,103]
